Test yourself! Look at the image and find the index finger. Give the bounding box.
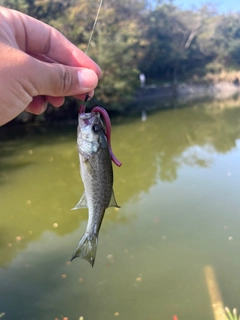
[1,7,102,78]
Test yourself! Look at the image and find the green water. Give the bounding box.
[1,98,240,320]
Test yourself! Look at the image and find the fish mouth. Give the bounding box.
[78,106,100,127]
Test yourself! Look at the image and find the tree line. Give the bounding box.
[2,0,240,115]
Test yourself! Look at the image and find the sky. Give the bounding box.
[173,0,240,13]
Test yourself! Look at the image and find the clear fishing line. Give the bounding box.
[84,0,103,56]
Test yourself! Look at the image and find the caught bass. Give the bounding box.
[71,102,121,267]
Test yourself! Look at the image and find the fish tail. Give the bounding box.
[70,233,98,267]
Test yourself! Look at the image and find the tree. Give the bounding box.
[210,13,240,70]
[139,3,217,83]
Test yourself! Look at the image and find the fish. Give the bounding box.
[71,103,121,267]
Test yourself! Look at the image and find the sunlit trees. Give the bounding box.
[139,3,217,83]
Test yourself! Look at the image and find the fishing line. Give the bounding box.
[84,0,103,56]
[84,94,105,108]
[81,1,103,106]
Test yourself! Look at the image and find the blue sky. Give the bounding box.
[173,0,240,13]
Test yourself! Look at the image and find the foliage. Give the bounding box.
[225,307,240,320]
[0,0,71,22]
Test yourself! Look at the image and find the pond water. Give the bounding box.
[1,98,240,320]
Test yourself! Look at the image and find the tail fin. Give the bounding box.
[70,233,98,267]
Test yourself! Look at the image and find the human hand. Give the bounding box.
[0,7,102,125]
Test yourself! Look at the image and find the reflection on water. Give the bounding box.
[1,98,240,319]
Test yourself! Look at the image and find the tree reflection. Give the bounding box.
[114,97,240,202]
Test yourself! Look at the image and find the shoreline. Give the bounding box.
[14,81,240,123]
[135,81,240,101]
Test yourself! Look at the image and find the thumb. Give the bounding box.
[26,57,99,97]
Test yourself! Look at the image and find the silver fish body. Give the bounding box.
[71,111,119,266]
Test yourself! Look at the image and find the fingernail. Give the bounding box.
[41,100,48,114]
[78,69,98,89]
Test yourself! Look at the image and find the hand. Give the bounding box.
[0,7,102,125]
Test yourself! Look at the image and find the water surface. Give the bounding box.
[1,98,240,320]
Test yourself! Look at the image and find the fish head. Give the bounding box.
[77,111,107,156]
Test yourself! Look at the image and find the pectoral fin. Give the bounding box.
[108,190,120,208]
[72,192,88,210]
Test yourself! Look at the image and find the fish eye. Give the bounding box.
[92,124,101,133]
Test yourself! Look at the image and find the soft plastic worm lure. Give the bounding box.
[79,97,122,167]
